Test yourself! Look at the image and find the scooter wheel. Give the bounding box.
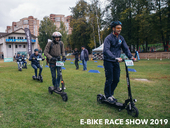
[48,87,53,94]
[97,94,103,104]
[62,94,68,102]
[127,105,139,117]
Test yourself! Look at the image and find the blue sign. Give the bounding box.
[4,58,13,62]
[6,39,36,42]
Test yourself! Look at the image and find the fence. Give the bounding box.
[132,52,170,60]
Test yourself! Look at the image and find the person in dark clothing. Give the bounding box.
[22,54,27,68]
[44,32,66,91]
[80,46,89,71]
[15,53,22,69]
[73,48,79,70]
[29,49,44,79]
[103,21,136,104]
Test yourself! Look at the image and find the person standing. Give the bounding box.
[80,46,89,71]
[44,32,66,91]
[103,21,136,104]
[73,48,79,70]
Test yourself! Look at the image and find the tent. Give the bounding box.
[92,44,104,60]
[92,43,104,52]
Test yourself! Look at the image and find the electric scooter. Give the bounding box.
[97,59,139,117]
[48,58,68,102]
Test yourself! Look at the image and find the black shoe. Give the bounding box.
[54,87,61,92]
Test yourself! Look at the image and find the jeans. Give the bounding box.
[22,61,27,67]
[82,60,87,70]
[50,63,61,88]
[104,61,120,98]
[75,58,79,69]
[31,64,42,77]
[17,62,22,69]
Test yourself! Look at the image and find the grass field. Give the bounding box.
[0,59,170,128]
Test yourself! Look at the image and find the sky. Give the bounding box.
[0,0,106,32]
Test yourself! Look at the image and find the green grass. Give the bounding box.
[0,59,170,128]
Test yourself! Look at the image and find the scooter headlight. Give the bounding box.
[133,99,137,102]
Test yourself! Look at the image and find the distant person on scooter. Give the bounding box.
[29,49,44,80]
[15,53,22,70]
[73,48,79,70]
[44,32,66,91]
[80,46,89,71]
[22,54,27,68]
[103,21,136,104]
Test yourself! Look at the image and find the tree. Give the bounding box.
[38,17,56,51]
[70,0,92,52]
[56,21,68,48]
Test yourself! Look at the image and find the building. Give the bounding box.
[0,28,38,58]
[50,14,72,34]
[6,16,39,36]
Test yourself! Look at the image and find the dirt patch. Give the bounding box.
[134,79,150,82]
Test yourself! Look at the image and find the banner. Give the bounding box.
[24,28,32,55]
[4,58,13,62]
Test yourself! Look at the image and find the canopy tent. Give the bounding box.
[92,43,104,52]
[92,44,104,60]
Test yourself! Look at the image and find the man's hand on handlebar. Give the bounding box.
[62,56,66,62]
[131,57,137,62]
[50,57,56,61]
[115,58,122,62]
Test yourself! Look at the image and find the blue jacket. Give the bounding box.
[29,53,42,65]
[103,33,132,62]
[15,55,22,62]
[22,56,27,62]
[80,49,89,61]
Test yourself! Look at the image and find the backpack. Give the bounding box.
[46,41,62,64]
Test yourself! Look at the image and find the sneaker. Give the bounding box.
[111,96,117,102]
[54,87,61,92]
[106,96,116,104]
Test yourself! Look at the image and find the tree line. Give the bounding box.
[38,0,170,53]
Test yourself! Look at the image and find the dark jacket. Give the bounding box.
[44,41,65,64]
[103,33,132,62]
[80,49,89,61]
[29,53,42,65]
[73,50,79,59]
[22,56,26,62]
[15,55,22,62]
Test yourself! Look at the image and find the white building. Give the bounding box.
[0,28,38,58]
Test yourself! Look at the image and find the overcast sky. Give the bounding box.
[0,0,106,32]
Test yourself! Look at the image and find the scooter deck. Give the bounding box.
[103,100,123,106]
[49,86,66,95]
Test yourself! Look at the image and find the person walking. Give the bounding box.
[73,48,79,70]
[80,46,89,71]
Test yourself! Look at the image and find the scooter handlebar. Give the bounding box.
[115,58,137,62]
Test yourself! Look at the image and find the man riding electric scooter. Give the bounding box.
[15,52,22,71]
[103,21,136,104]
[29,49,44,80]
[22,54,27,68]
[44,32,66,91]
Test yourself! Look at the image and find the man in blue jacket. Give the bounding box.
[22,54,27,68]
[29,49,44,79]
[80,46,89,71]
[103,21,136,104]
[15,53,22,70]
